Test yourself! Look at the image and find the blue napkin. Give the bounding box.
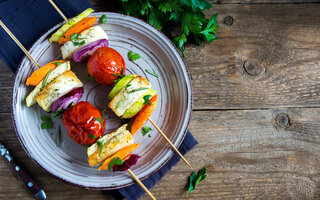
[0,0,198,199]
[109,130,198,200]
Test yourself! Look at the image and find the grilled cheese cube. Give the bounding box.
[26,61,71,107]
[35,70,83,111]
[61,26,108,59]
[108,76,151,117]
[87,129,133,167]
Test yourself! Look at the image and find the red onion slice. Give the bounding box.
[51,87,84,113]
[112,154,141,172]
[73,39,109,63]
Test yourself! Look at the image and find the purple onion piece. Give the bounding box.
[51,87,84,113]
[73,39,109,63]
[112,154,141,172]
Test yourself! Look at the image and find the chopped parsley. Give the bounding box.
[100,14,107,24]
[70,33,85,46]
[40,69,52,91]
[143,95,152,105]
[41,115,53,129]
[97,140,104,157]
[89,75,95,82]
[145,69,159,78]
[186,167,207,196]
[52,62,62,66]
[128,87,149,93]
[142,126,152,136]
[126,84,131,88]
[108,157,123,171]
[88,134,96,140]
[115,101,120,110]
[128,50,141,61]
[113,68,125,82]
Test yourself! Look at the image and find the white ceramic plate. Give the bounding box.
[12,12,192,189]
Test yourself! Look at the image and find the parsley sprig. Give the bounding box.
[186,167,207,196]
[143,95,152,105]
[128,50,141,61]
[97,140,104,157]
[119,0,218,54]
[70,33,86,46]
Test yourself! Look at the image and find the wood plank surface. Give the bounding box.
[1,108,320,199]
[1,0,320,200]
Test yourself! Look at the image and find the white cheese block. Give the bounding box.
[26,61,71,107]
[35,70,83,111]
[87,124,128,157]
[108,76,151,117]
[61,26,108,59]
[87,129,133,167]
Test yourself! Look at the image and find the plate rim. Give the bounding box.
[11,11,193,190]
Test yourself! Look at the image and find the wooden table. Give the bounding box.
[1,0,320,199]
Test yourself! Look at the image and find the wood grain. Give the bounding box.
[2,109,320,199]
[1,0,320,200]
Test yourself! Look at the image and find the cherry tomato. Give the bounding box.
[62,101,106,145]
[87,47,125,85]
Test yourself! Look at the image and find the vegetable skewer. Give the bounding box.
[148,118,192,168]
[48,0,68,22]
[0,20,41,68]
[127,169,156,200]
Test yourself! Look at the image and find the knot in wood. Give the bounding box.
[275,113,289,128]
[224,16,233,26]
[243,61,262,76]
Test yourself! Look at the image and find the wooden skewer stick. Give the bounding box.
[48,0,68,22]
[127,169,156,200]
[148,117,192,168]
[0,20,41,69]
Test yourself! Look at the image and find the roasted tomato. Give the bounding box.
[87,47,125,85]
[62,101,106,145]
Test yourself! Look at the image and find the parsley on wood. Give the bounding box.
[186,167,207,196]
[108,157,123,171]
[119,0,218,54]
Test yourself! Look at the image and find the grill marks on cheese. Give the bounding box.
[108,76,151,117]
[35,70,83,111]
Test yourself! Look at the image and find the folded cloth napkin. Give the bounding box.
[0,0,198,199]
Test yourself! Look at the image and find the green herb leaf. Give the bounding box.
[108,157,123,171]
[40,69,52,91]
[126,84,131,88]
[143,95,152,105]
[145,69,159,78]
[115,101,120,110]
[128,50,141,61]
[70,33,78,41]
[88,134,96,139]
[186,167,207,196]
[73,40,86,46]
[148,134,151,138]
[142,126,152,136]
[89,75,95,82]
[41,115,53,129]
[128,87,149,93]
[97,140,104,157]
[100,14,107,24]
[93,117,102,124]
[119,0,218,54]
[56,126,60,147]
[52,62,62,66]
